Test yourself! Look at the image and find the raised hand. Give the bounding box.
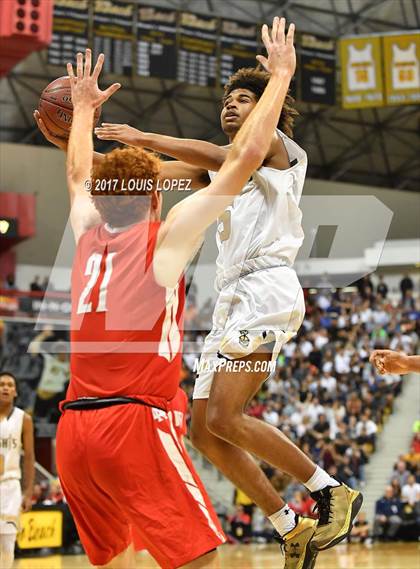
[33,109,68,151]
[67,49,121,110]
[256,17,296,77]
[95,123,144,146]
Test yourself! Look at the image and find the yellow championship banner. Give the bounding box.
[383,33,420,105]
[340,36,384,108]
[17,510,63,549]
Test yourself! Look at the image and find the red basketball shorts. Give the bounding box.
[56,403,226,568]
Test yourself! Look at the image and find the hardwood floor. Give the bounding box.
[15,542,419,569]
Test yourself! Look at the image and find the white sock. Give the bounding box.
[304,465,340,493]
[0,533,16,569]
[269,505,297,537]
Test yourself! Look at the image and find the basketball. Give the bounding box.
[38,76,101,139]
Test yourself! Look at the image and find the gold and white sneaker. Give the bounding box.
[310,482,363,551]
[275,515,319,569]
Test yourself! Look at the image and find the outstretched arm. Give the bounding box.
[95,123,288,174]
[28,327,54,355]
[95,124,228,171]
[154,17,296,287]
[34,114,209,190]
[65,49,120,243]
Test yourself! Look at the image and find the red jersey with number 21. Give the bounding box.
[65,221,184,409]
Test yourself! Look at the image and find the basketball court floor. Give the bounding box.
[14,542,419,568]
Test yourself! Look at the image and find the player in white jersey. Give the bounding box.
[185,67,362,561]
[38,18,361,568]
[0,372,35,569]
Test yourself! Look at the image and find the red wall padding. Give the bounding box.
[0,192,36,238]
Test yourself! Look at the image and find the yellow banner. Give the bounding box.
[17,510,63,549]
[15,555,63,569]
[383,33,420,105]
[340,36,384,108]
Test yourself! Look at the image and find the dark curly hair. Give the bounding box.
[223,67,298,138]
[90,147,161,227]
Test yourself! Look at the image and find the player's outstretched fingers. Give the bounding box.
[84,48,92,78]
[101,83,121,103]
[100,123,119,129]
[287,22,295,44]
[277,17,285,42]
[256,53,269,69]
[76,52,83,79]
[92,53,105,81]
[261,23,271,51]
[96,123,121,135]
[67,62,77,88]
[271,16,279,43]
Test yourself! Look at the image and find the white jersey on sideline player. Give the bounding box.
[194,128,307,399]
[0,407,25,484]
[0,372,35,569]
[0,406,25,567]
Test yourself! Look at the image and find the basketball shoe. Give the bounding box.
[310,482,363,551]
[275,515,318,569]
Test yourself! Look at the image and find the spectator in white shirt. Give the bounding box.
[335,347,351,374]
[356,413,378,438]
[262,402,280,427]
[320,370,337,394]
[305,396,325,425]
[401,475,420,506]
[331,400,346,424]
[351,307,361,326]
[266,374,284,397]
[300,336,313,358]
[360,301,373,325]
[372,306,390,327]
[314,329,329,350]
[355,412,378,450]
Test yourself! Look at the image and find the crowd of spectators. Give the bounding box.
[181,275,419,542]
[373,432,420,542]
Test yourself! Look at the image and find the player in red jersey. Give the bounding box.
[45,17,296,569]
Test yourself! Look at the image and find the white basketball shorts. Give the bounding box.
[193,266,305,399]
[0,479,22,535]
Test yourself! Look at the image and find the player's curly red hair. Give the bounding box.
[90,147,161,227]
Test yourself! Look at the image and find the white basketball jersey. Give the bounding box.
[210,129,307,290]
[392,43,419,90]
[0,407,24,482]
[347,44,376,91]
